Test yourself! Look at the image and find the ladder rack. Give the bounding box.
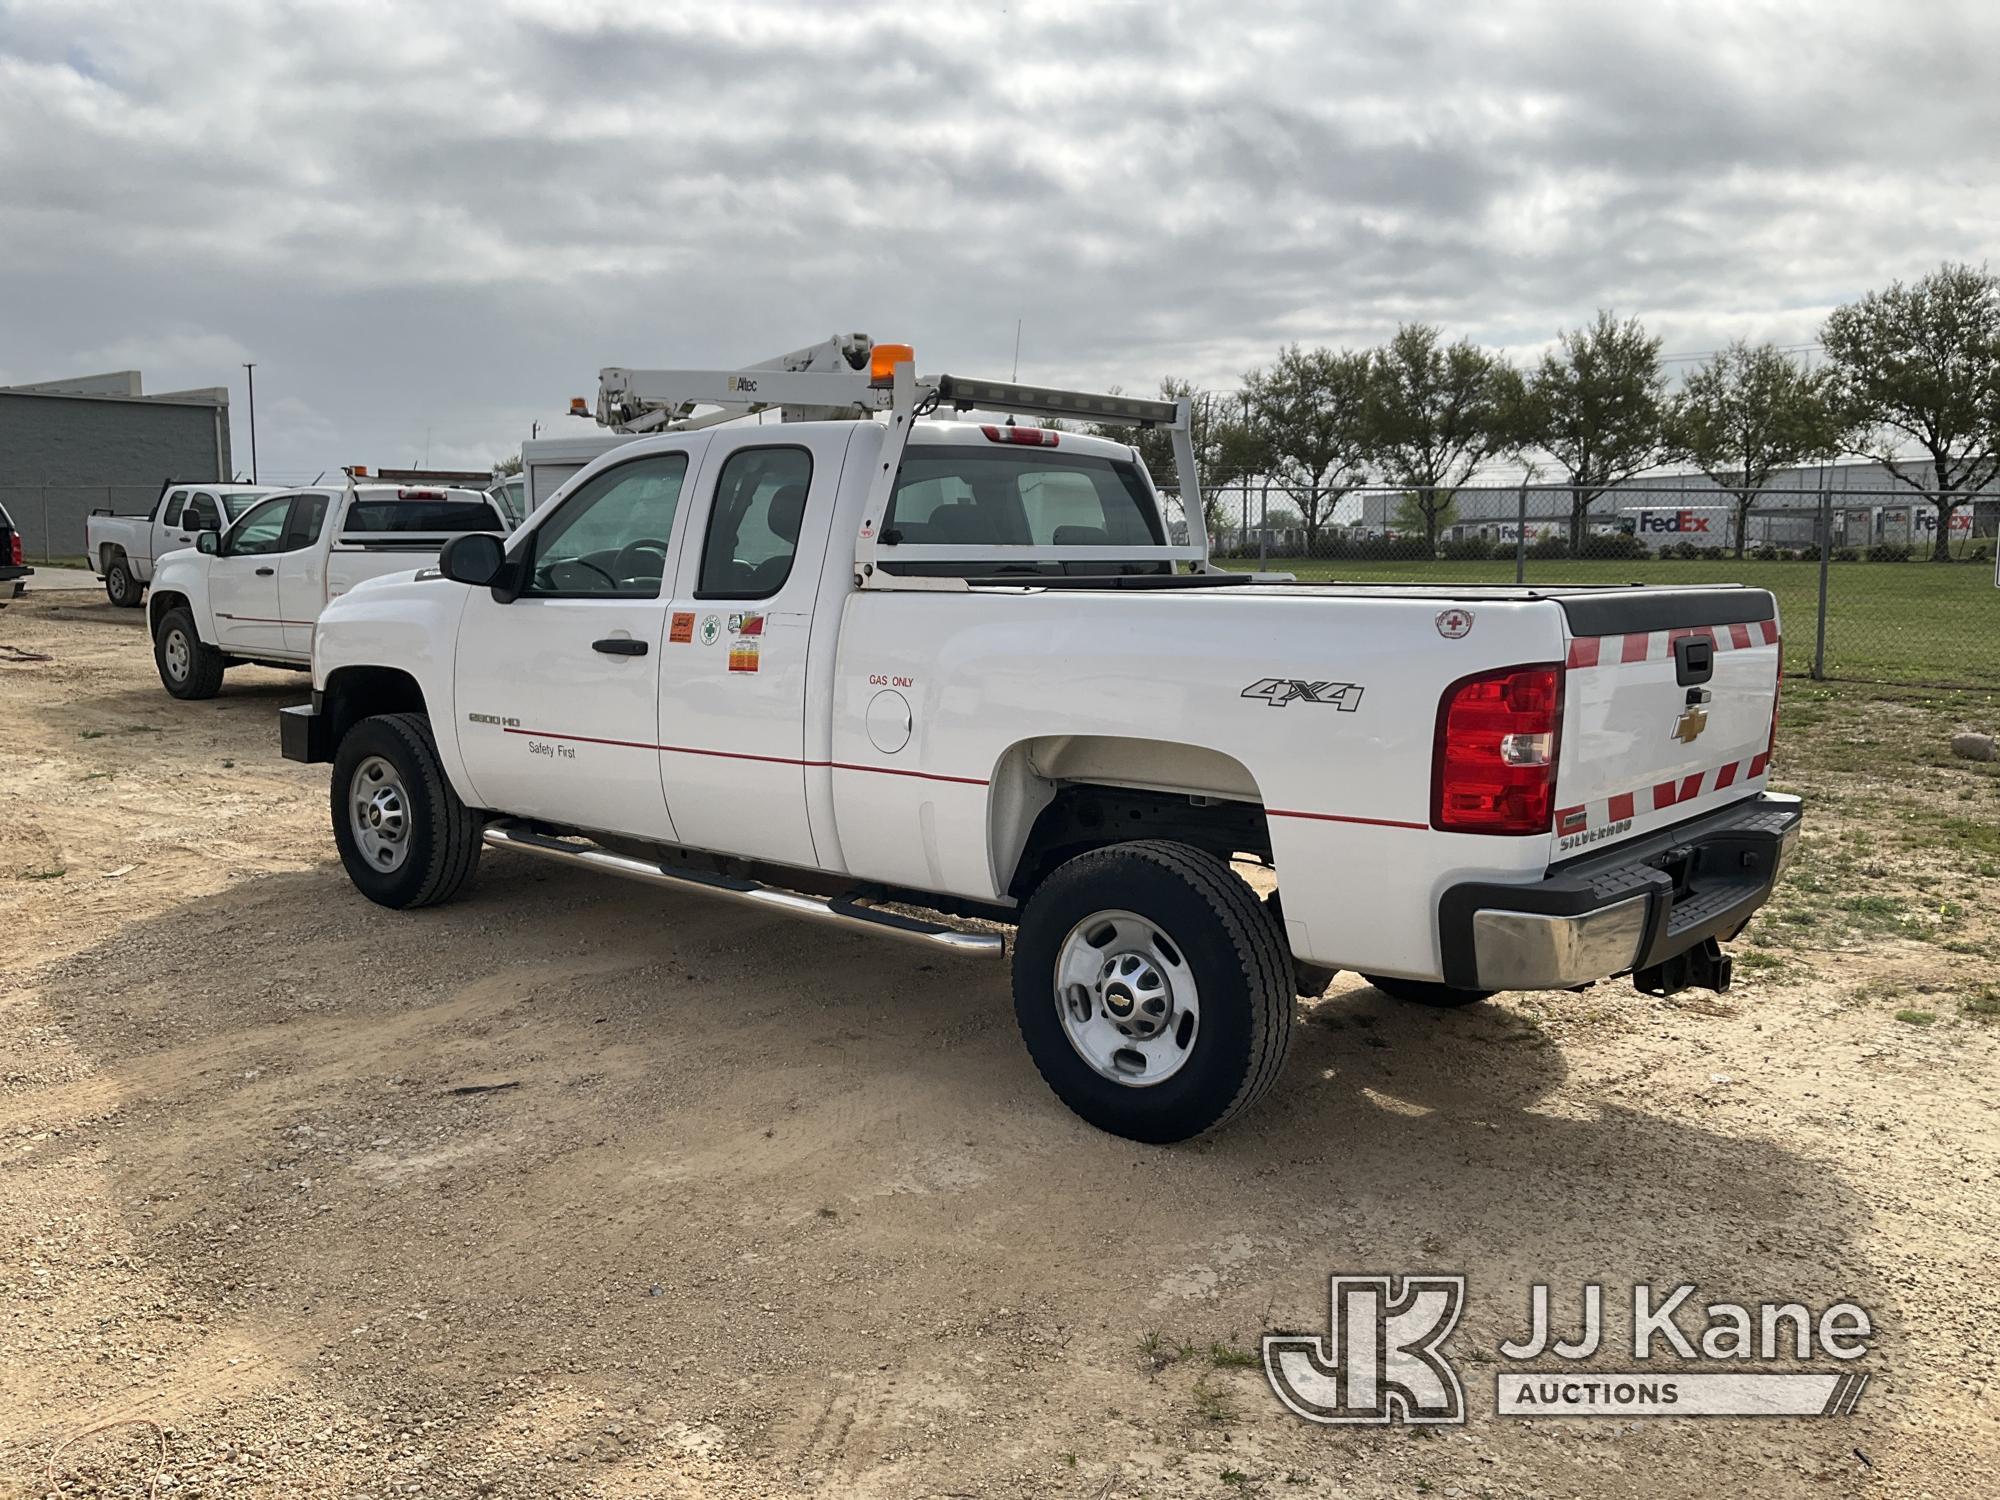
[584,334,1211,589]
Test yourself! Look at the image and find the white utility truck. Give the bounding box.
[149,481,507,699]
[88,481,280,606]
[282,336,1799,1142]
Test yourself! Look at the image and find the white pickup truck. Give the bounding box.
[87,481,280,606]
[148,482,508,699]
[281,337,1799,1142]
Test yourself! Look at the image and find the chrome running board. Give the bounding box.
[481,820,1005,957]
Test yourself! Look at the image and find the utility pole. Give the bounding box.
[242,363,259,482]
[1011,320,1022,382]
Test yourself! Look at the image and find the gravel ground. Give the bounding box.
[3,590,1996,1498]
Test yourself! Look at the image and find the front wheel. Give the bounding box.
[1362,974,1494,1009]
[1012,840,1293,1143]
[105,553,143,607]
[154,607,225,699]
[330,713,483,909]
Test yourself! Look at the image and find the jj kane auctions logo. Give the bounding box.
[1264,1276,1872,1424]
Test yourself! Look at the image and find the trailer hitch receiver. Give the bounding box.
[1631,937,1733,998]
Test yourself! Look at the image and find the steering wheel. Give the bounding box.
[538,557,617,591]
[612,539,670,584]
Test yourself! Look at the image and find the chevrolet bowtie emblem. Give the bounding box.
[1672,704,1709,744]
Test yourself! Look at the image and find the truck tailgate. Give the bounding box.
[1551,591,1780,859]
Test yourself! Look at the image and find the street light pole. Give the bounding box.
[242,363,259,482]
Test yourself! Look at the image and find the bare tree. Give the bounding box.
[1242,345,1372,554]
[1822,261,2000,561]
[1519,311,1668,552]
[1666,341,1841,557]
[1362,324,1521,550]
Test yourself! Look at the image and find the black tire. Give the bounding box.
[1362,974,1494,1009]
[330,712,483,909]
[1012,840,1293,1143]
[105,552,144,607]
[153,606,225,699]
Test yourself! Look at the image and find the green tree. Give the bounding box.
[1362,324,1520,550]
[1666,341,1841,558]
[1519,311,1668,553]
[1092,378,1264,538]
[1242,345,1372,553]
[1821,262,2000,561]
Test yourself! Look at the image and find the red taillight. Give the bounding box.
[980,423,1059,446]
[397,488,449,500]
[7,531,20,567]
[1432,664,1564,835]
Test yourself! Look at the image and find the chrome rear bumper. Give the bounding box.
[1441,793,1802,995]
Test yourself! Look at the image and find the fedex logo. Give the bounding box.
[1637,510,1715,534]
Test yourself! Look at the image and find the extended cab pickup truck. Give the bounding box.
[148,482,507,699]
[281,337,1800,1142]
[87,482,280,606]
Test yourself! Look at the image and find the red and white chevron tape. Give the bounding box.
[1566,618,1780,670]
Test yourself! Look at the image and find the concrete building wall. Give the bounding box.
[0,388,232,560]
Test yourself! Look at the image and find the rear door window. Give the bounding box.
[697,446,814,599]
[161,490,188,527]
[281,495,330,552]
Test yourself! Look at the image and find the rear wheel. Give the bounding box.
[105,552,143,607]
[330,713,483,909]
[1363,974,1494,1009]
[153,606,225,699]
[1012,840,1293,1143]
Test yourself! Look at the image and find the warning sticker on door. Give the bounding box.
[728,640,760,673]
[728,612,765,637]
[670,611,695,644]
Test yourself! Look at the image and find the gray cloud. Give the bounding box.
[1,0,1994,478]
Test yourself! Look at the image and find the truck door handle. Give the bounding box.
[255,567,275,576]
[592,638,648,656]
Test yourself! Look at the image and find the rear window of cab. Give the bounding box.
[884,446,1162,553]
[344,499,506,534]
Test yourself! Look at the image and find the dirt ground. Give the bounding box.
[3,589,1996,1498]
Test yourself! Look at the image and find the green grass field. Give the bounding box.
[1216,555,2000,688]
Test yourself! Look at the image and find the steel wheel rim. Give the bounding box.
[1052,908,1200,1088]
[349,755,412,872]
[163,629,190,681]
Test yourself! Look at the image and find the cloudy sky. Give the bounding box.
[2,0,1995,482]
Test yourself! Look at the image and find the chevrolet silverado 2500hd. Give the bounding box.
[281,336,1799,1142]
[88,481,279,606]
[148,481,507,698]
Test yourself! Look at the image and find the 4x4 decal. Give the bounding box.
[1241,679,1365,711]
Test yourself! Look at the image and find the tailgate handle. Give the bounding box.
[1674,635,1714,686]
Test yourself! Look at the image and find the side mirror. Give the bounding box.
[439,531,505,588]
[196,530,219,555]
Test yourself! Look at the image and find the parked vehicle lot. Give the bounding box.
[3,587,1996,1497]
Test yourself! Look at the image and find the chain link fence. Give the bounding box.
[1194,482,2000,690]
[2,484,166,566]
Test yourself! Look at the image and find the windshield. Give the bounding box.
[221,491,273,520]
[883,446,1165,577]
